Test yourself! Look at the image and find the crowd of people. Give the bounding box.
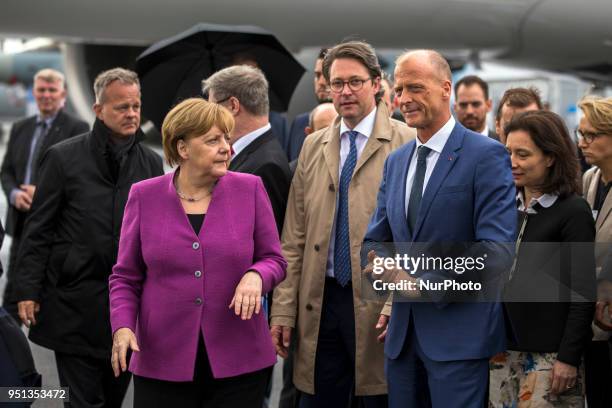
[0,39,611,408]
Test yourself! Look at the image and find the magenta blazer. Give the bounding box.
[109,171,286,381]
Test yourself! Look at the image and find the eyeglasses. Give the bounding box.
[329,77,372,93]
[575,128,608,144]
[212,95,232,105]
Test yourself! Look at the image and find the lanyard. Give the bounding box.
[509,212,529,281]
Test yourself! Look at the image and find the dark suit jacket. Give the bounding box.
[488,128,499,141]
[269,111,288,153]
[0,110,89,236]
[229,129,291,234]
[287,112,309,161]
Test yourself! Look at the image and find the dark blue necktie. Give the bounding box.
[407,145,431,232]
[334,131,359,287]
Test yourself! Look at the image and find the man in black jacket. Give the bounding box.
[203,64,291,234]
[0,68,89,324]
[14,68,163,408]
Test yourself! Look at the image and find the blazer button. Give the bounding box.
[195,297,202,305]
[192,242,200,250]
[194,270,202,278]
[328,184,335,192]
[314,244,320,251]
[306,304,313,311]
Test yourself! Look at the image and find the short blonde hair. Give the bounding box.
[34,68,65,88]
[162,98,234,166]
[578,96,612,134]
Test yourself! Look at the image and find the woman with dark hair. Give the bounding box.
[489,110,596,407]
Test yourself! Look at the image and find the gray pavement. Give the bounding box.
[0,122,283,407]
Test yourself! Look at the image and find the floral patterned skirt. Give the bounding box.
[489,351,585,407]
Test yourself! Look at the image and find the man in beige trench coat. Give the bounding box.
[270,41,415,407]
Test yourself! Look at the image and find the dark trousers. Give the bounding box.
[55,352,131,408]
[2,231,23,325]
[386,316,489,408]
[585,340,612,408]
[299,278,387,408]
[134,337,271,408]
[279,330,300,408]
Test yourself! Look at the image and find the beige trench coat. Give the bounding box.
[270,103,415,395]
[583,167,612,341]
[583,167,612,272]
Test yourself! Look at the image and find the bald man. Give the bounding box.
[363,50,516,408]
[289,103,337,175]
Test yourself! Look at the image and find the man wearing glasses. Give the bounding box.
[270,41,414,407]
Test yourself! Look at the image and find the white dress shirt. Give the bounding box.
[326,107,377,278]
[404,116,456,216]
[231,123,272,158]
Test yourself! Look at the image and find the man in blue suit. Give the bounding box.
[363,50,516,408]
[286,48,330,161]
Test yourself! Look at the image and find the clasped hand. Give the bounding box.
[362,250,421,298]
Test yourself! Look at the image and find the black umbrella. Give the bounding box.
[136,22,305,130]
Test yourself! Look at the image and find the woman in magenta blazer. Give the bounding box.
[108,98,286,407]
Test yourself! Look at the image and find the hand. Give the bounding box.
[20,184,36,199]
[270,325,292,358]
[17,300,40,327]
[363,250,420,298]
[375,314,389,343]
[111,328,140,377]
[594,301,612,331]
[14,190,32,211]
[229,271,262,320]
[550,360,577,394]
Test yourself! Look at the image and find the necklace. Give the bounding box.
[176,189,212,202]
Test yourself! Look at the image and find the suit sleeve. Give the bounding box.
[253,161,290,235]
[557,201,596,367]
[270,148,307,328]
[248,178,287,294]
[0,122,22,200]
[108,184,146,334]
[13,148,66,301]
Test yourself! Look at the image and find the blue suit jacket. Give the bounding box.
[363,122,517,361]
[286,111,309,161]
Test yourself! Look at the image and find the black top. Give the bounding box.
[187,213,205,235]
[504,194,596,366]
[594,178,611,213]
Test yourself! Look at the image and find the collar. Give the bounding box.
[37,111,59,127]
[416,116,456,154]
[340,106,377,138]
[479,126,489,137]
[92,118,142,152]
[232,123,271,157]
[516,191,559,214]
